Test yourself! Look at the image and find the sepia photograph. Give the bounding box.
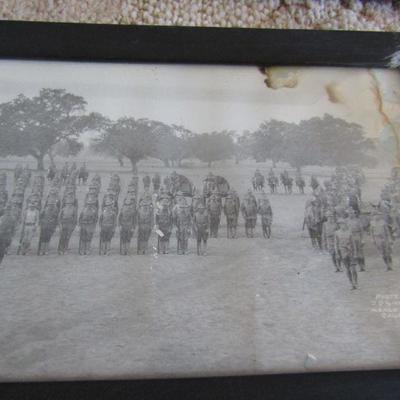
[0,60,400,381]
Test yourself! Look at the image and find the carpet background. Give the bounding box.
[0,0,399,31]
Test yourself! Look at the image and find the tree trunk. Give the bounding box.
[272,160,277,168]
[207,161,212,168]
[117,155,125,167]
[48,151,55,167]
[163,159,170,168]
[34,154,45,171]
[129,158,138,174]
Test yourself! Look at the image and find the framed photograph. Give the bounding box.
[0,20,400,399]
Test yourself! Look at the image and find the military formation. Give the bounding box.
[252,168,305,194]
[0,167,274,262]
[303,165,398,290]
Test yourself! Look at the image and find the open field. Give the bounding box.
[0,158,400,381]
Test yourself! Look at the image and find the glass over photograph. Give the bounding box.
[0,61,399,381]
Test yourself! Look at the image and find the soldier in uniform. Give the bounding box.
[193,203,209,255]
[0,183,8,217]
[38,189,60,255]
[191,190,204,216]
[61,162,69,184]
[295,172,306,194]
[310,175,320,192]
[18,202,39,255]
[174,203,192,255]
[241,190,258,238]
[137,200,154,255]
[118,196,137,255]
[143,175,151,191]
[99,198,117,255]
[155,198,173,254]
[370,209,393,271]
[322,211,341,272]
[347,208,365,271]
[152,173,161,192]
[78,162,89,185]
[206,189,222,238]
[224,190,239,239]
[78,197,99,255]
[257,193,273,238]
[0,204,16,264]
[334,218,358,290]
[268,169,278,194]
[58,191,78,254]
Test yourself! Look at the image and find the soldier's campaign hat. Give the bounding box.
[197,203,206,209]
[176,191,184,196]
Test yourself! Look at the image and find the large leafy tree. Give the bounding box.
[282,114,376,171]
[0,89,101,170]
[91,117,160,173]
[191,131,234,167]
[250,120,292,165]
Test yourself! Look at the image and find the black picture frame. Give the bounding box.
[0,20,400,400]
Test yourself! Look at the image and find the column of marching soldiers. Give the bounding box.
[0,164,275,262]
[304,165,398,290]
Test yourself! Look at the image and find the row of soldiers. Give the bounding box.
[252,169,307,195]
[0,168,274,260]
[304,166,393,290]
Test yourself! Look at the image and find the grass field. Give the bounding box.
[0,157,399,381]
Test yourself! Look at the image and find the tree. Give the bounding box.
[91,117,159,173]
[0,89,101,170]
[249,120,292,165]
[282,114,376,171]
[191,131,234,167]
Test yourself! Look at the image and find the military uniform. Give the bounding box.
[99,204,117,255]
[173,204,191,255]
[18,205,39,255]
[322,214,340,272]
[118,198,137,255]
[79,202,98,255]
[347,211,365,271]
[206,193,222,238]
[334,220,358,289]
[137,201,154,255]
[193,205,209,255]
[371,213,393,271]
[58,194,78,254]
[223,192,239,239]
[0,206,16,264]
[38,193,60,255]
[257,196,273,238]
[241,191,258,238]
[155,200,173,254]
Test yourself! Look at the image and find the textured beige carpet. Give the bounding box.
[0,0,399,31]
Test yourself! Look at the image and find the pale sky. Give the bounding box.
[0,60,399,137]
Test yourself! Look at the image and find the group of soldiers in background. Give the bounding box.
[303,165,396,290]
[252,168,306,195]
[0,166,274,261]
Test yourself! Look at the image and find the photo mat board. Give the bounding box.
[0,59,400,382]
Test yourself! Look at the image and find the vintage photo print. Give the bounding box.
[0,61,399,380]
